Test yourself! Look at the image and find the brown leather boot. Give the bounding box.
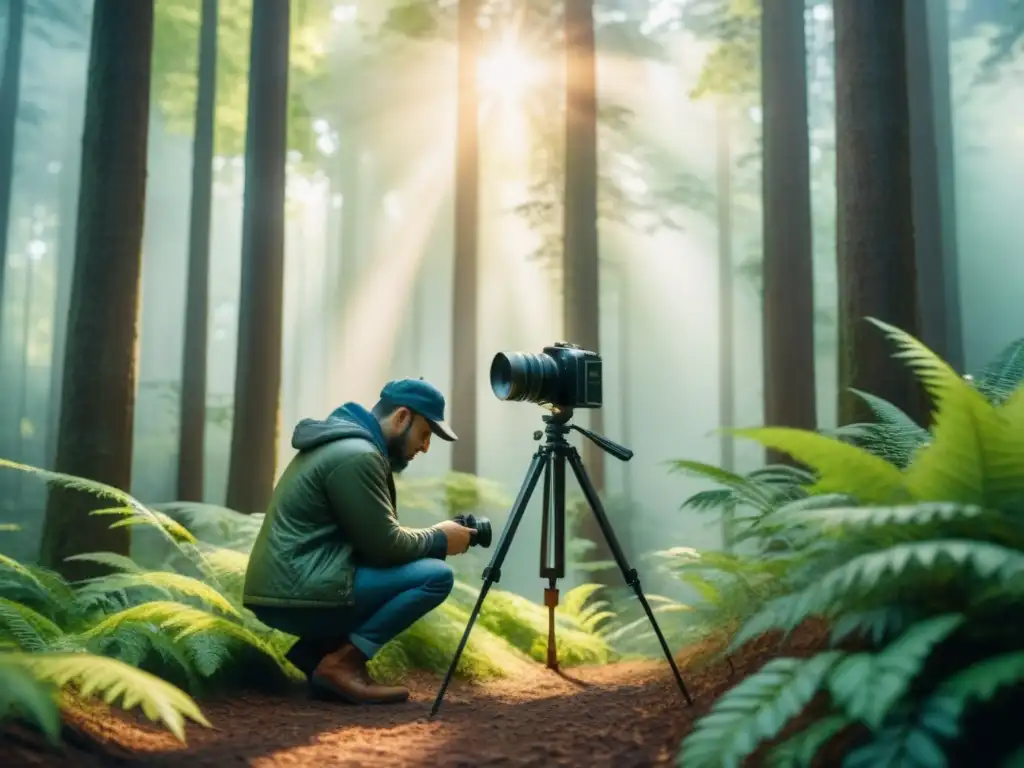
[310,643,410,705]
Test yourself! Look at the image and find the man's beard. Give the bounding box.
[386,421,414,474]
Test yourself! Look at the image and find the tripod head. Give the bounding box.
[532,407,634,463]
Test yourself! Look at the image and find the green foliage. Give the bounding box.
[1,458,621,742]
[151,0,333,157]
[675,320,1024,766]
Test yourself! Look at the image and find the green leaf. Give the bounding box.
[773,503,986,532]
[729,427,908,505]
[75,571,240,618]
[65,552,145,574]
[730,542,1023,651]
[767,714,852,767]
[0,658,61,743]
[5,651,210,742]
[927,650,1024,722]
[828,615,964,730]
[849,388,927,431]
[678,652,842,768]
[842,719,949,768]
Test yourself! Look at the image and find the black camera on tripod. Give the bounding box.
[452,514,492,548]
[489,341,603,410]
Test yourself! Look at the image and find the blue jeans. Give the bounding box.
[251,558,455,675]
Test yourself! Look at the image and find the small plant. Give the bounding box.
[677,319,1024,767]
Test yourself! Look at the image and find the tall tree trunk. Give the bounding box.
[563,0,613,583]
[760,0,817,462]
[450,0,480,474]
[834,0,929,427]
[177,0,219,502]
[45,112,85,470]
[224,0,290,514]
[0,0,26,336]
[715,99,737,550]
[39,0,155,582]
[904,0,963,371]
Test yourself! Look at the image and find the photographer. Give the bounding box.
[242,378,474,705]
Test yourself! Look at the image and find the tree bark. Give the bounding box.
[39,0,155,582]
[760,0,817,460]
[904,0,963,372]
[177,0,219,502]
[834,0,929,427]
[0,0,25,336]
[225,0,290,514]
[563,0,613,582]
[450,0,480,475]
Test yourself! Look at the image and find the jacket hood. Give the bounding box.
[291,402,387,455]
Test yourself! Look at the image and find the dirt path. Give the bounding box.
[3,625,829,767]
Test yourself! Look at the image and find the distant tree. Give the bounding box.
[833,0,929,427]
[177,0,219,502]
[224,0,290,515]
[0,0,26,340]
[760,0,817,460]
[450,0,481,475]
[40,0,156,581]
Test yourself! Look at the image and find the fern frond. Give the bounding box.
[973,337,1024,405]
[670,460,775,513]
[928,650,1024,722]
[828,614,964,730]
[682,488,735,512]
[730,427,907,504]
[865,317,964,408]
[849,387,926,430]
[0,657,61,742]
[766,714,852,768]
[773,502,987,532]
[75,572,240,618]
[830,606,916,646]
[0,598,65,651]
[730,541,1024,651]
[678,652,842,768]
[842,710,954,768]
[4,651,209,742]
[65,552,145,574]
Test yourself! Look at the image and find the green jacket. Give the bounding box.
[242,403,447,609]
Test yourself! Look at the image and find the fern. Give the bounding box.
[2,651,209,742]
[75,571,241,618]
[0,598,65,651]
[973,337,1024,406]
[729,427,908,505]
[678,652,843,768]
[730,541,1024,651]
[766,714,852,767]
[0,658,62,742]
[828,615,964,730]
[927,651,1024,722]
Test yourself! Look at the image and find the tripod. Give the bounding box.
[430,408,694,716]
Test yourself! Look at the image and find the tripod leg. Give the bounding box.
[565,448,694,705]
[430,450,548,717]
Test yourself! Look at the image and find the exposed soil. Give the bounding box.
[2,623,831,767]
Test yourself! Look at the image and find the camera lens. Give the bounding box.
[490,352,559,405]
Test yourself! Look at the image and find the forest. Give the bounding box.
[0,0,1023,765]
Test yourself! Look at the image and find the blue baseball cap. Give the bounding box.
[379,378,458,442]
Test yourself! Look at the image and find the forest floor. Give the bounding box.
[2,622,830,768]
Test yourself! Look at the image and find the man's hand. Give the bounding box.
[436,520,473,556]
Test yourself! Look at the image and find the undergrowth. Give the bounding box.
[0,463,620,746]
[672,320,1024,767]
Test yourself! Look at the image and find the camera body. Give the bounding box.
[542,342,603,409]
[489,341,603,410]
